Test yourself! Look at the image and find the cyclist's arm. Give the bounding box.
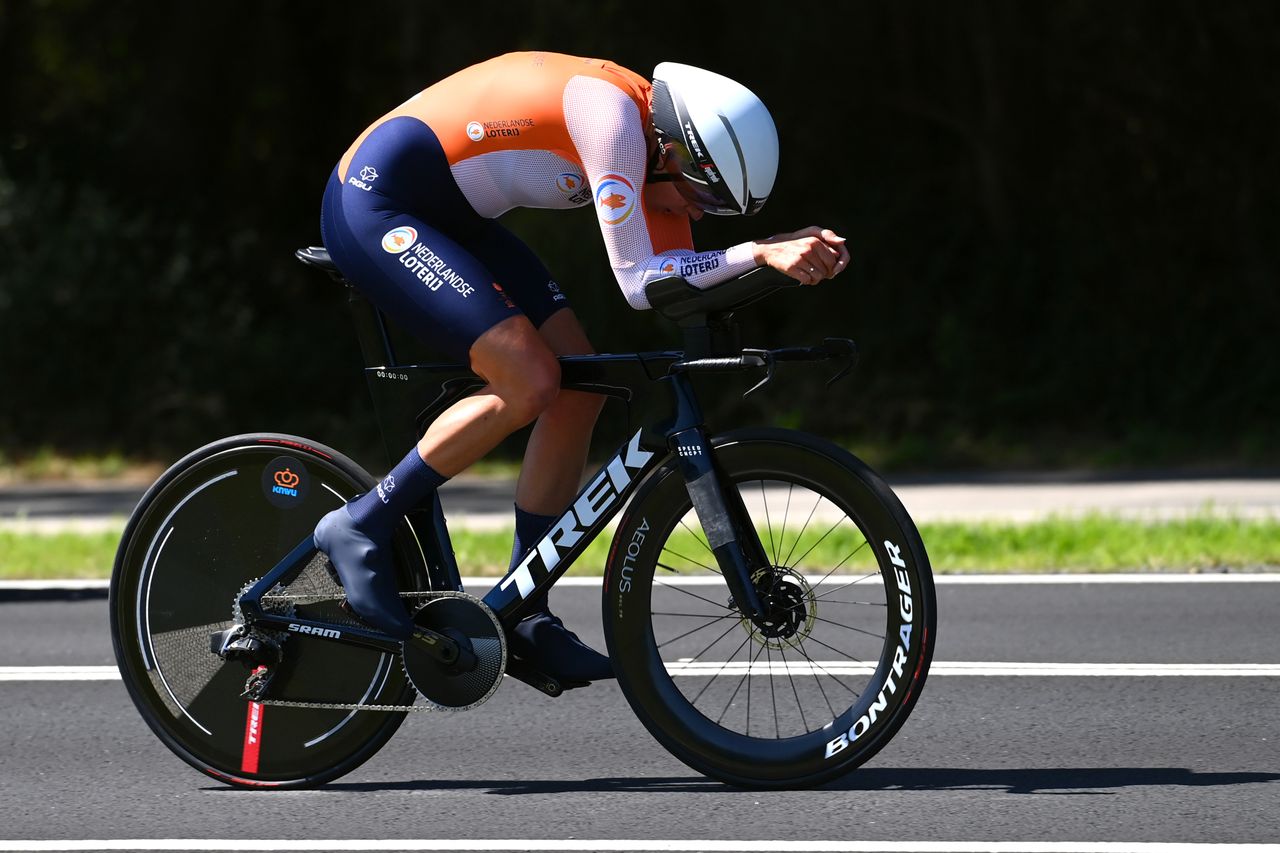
[564,77,757,309]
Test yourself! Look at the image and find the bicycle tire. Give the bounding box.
[602,428,935,788]
[109,433,427,788]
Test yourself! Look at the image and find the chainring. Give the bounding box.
[401,593,506,711]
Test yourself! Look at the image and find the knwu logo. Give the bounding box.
[272,468,301,497]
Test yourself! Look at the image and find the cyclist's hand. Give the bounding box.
[752,227,849,285]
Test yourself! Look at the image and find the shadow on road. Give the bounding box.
[825,767,1280,795]
[295,777,724,795]
[260,767,1280,796]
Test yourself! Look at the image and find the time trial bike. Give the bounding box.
[109,246,935,789]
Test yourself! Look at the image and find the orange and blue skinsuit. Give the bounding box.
[320,52,758,360]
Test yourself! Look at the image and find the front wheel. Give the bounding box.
[603,428,935,788]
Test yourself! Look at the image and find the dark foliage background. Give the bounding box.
[1,1,1276,470]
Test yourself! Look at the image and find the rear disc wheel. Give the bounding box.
[109,433,428,788]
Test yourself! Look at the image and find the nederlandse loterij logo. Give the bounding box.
[595,174,636,226]
[382,226,418,254]
[466,121,484,142]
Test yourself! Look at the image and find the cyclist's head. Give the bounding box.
[649,62,778,216]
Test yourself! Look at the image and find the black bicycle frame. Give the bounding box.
[239,277,853,654]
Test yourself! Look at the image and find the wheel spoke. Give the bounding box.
[796,636,862,701]
[677,517,715,559]
[687,630,754,707]
[812,571,881,603]
[809,613,887,642]
[656,614,742,650]
[660,548,721,575]
[715,639,767,727]
[655,581,737,612]
[779,482,795,566]
[686,618,751,672]
[778,644,809,734]
[766,643,780,739]
[787,515,856,574]
[801,632,873,667]
[803,540,875,589]
[780,492,824,569]
[759,480,778,565]
[816,599,887,607]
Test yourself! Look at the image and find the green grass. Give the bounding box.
[2,514,1277,580]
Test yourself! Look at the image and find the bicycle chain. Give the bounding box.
[252,590,482,713]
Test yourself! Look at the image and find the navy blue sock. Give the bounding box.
[510,504,556,613]
[345,448,448,541]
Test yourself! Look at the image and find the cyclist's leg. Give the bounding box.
[456,221,606,516]
[317,118,562,636]
[458,224,613,682]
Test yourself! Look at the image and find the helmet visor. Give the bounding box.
[656,138,743,216]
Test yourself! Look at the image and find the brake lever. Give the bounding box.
[742,348,775,398]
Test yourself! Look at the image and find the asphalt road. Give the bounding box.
[2,578,1278,851]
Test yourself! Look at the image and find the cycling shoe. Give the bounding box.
[509,607,615,683]
[313,507,415,640]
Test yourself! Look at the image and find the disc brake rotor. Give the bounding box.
[740,568,817,651]
[401,594,506,711]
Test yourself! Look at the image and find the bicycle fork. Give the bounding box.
[664,369,770,620]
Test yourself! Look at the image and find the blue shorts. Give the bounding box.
[320,116,570,362]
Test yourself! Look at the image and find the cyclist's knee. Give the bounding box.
[471,318,561,426]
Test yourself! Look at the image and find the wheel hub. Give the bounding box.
[737,568,817,650]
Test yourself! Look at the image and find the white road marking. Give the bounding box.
[0,838,1277,852]
[2,573,1278,595]
[6,662,1280,683]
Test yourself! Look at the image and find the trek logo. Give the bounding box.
[288,623,342,639]
[823,539,915,760]
[500,431,654,599]
[348,164,379,192]
[246,702,261,745]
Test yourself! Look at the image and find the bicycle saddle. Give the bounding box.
[295,246,341,275]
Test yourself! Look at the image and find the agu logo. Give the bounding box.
[466,121,484,142]
[262,457,310,509]
[595,174,636,226]
[382,226,418,254]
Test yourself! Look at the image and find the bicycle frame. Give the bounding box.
[238,275,854,660]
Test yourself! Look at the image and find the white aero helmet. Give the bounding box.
[650,62,779,215]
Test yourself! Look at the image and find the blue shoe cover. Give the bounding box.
[510,608,615,683]
[313,507,415,640]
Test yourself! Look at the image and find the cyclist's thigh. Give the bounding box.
[322,119,522,362]
[461,220,573,335]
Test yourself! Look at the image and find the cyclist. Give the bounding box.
[314,51,850,684]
